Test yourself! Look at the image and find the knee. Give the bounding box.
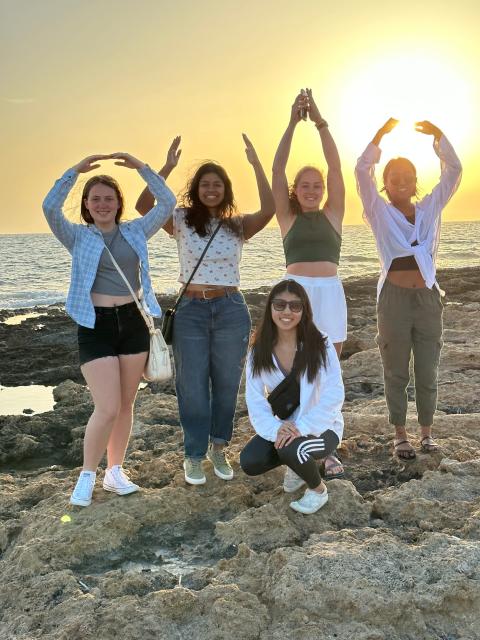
[119,396,136,414]
[387,371,410,387]
[93,405,119,424]
[239,450,264,476]
[276,442,298,466]
[415,374,438,392]
[118,404,134,417]
[382,356,410,387]
[175,369,207,396]
[415,361,440,388]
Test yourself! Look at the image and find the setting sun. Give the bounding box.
[1,2,479,231]
[1,4,480,636]
[336,49,472,173]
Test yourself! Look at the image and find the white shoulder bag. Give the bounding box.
[104,247,172,382]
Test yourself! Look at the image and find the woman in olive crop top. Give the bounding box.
[272,89,346,480]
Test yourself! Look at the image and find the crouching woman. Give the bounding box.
[240,280,344,514]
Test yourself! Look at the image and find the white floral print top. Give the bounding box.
[172,208,244,286]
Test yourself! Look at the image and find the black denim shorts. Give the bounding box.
[78,302,150,366]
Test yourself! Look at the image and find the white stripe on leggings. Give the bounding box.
[297,439,325,464]
[298,443,326,462]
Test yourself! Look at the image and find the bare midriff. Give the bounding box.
[387,269,426,289]
[91,292,135,307]
[286,261,338,277]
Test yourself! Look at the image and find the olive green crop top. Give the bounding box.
[283,211,341,266]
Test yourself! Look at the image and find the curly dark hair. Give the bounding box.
[80,175,124,224]
[180,162,242,237]
[250,280,327,383]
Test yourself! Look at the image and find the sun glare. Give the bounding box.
[336,50,472,174]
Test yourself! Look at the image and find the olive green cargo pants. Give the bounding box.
[376,279,443,427]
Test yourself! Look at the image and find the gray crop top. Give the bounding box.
[91,226,140,295]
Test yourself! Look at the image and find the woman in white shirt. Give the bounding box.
[136,136,275,485]
[241,279,344,514]
[355,119,462,459]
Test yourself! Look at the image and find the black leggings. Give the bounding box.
[240,430,339,489]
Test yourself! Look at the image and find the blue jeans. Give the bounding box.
[172,291,251,460]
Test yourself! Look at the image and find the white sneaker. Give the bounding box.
[283,467,306,493]
[70,470,96,507]
[103,465,139,496]
[290,487,328,515]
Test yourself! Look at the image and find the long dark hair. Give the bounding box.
[180,162,242,237]
[80,175,124,225]
[250,280,327,382]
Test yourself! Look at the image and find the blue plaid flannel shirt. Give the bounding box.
[43,165,176,328]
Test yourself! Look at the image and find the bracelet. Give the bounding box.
[315,120,328,131]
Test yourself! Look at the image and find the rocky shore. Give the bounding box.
[1,267,480,640]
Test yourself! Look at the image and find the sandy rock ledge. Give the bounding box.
[1,268,480,639]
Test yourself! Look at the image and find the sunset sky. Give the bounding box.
[1,0,479,234]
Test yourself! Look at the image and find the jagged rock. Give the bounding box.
[2,271,480,639]
[216,481,371,551]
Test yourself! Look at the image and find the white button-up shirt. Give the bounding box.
[245,340,344,443]
[355,136,462,300]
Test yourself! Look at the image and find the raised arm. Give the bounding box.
[241,134,276,240]
[42,155,107,251]
[307,90,345,226]
[135,137,181,235]
[355,118,398,222]
[272,93,306,231]
[111,152,176,239]
[415,121,462,211]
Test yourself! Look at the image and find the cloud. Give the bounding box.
[3,97,36,104]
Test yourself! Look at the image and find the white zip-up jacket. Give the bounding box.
[355,136,462,301]
[245,340,344,443]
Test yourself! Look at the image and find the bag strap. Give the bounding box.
[103,247,156,335]
[105,218,224,331]
[274,345,301,378]
[172,219,224,312]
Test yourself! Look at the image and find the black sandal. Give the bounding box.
[394,439,416,460]
[323,454,345,480]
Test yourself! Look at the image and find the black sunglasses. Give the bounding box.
[388,175,416,186]
[271,298,303,313]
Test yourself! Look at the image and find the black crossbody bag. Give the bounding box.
[267,354,301,420]
[161,220,224,344]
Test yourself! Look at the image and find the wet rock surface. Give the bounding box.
[1,267,480,639]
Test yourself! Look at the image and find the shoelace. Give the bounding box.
[110,466,131,485]
[210,451,228,465]
[190,460,203,473]
[75,473,94,496]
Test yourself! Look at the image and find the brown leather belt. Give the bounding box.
[183,286,239,300]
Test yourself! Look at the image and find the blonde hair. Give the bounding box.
[288,166,325,214]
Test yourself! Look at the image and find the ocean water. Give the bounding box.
[1,221,479,310]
